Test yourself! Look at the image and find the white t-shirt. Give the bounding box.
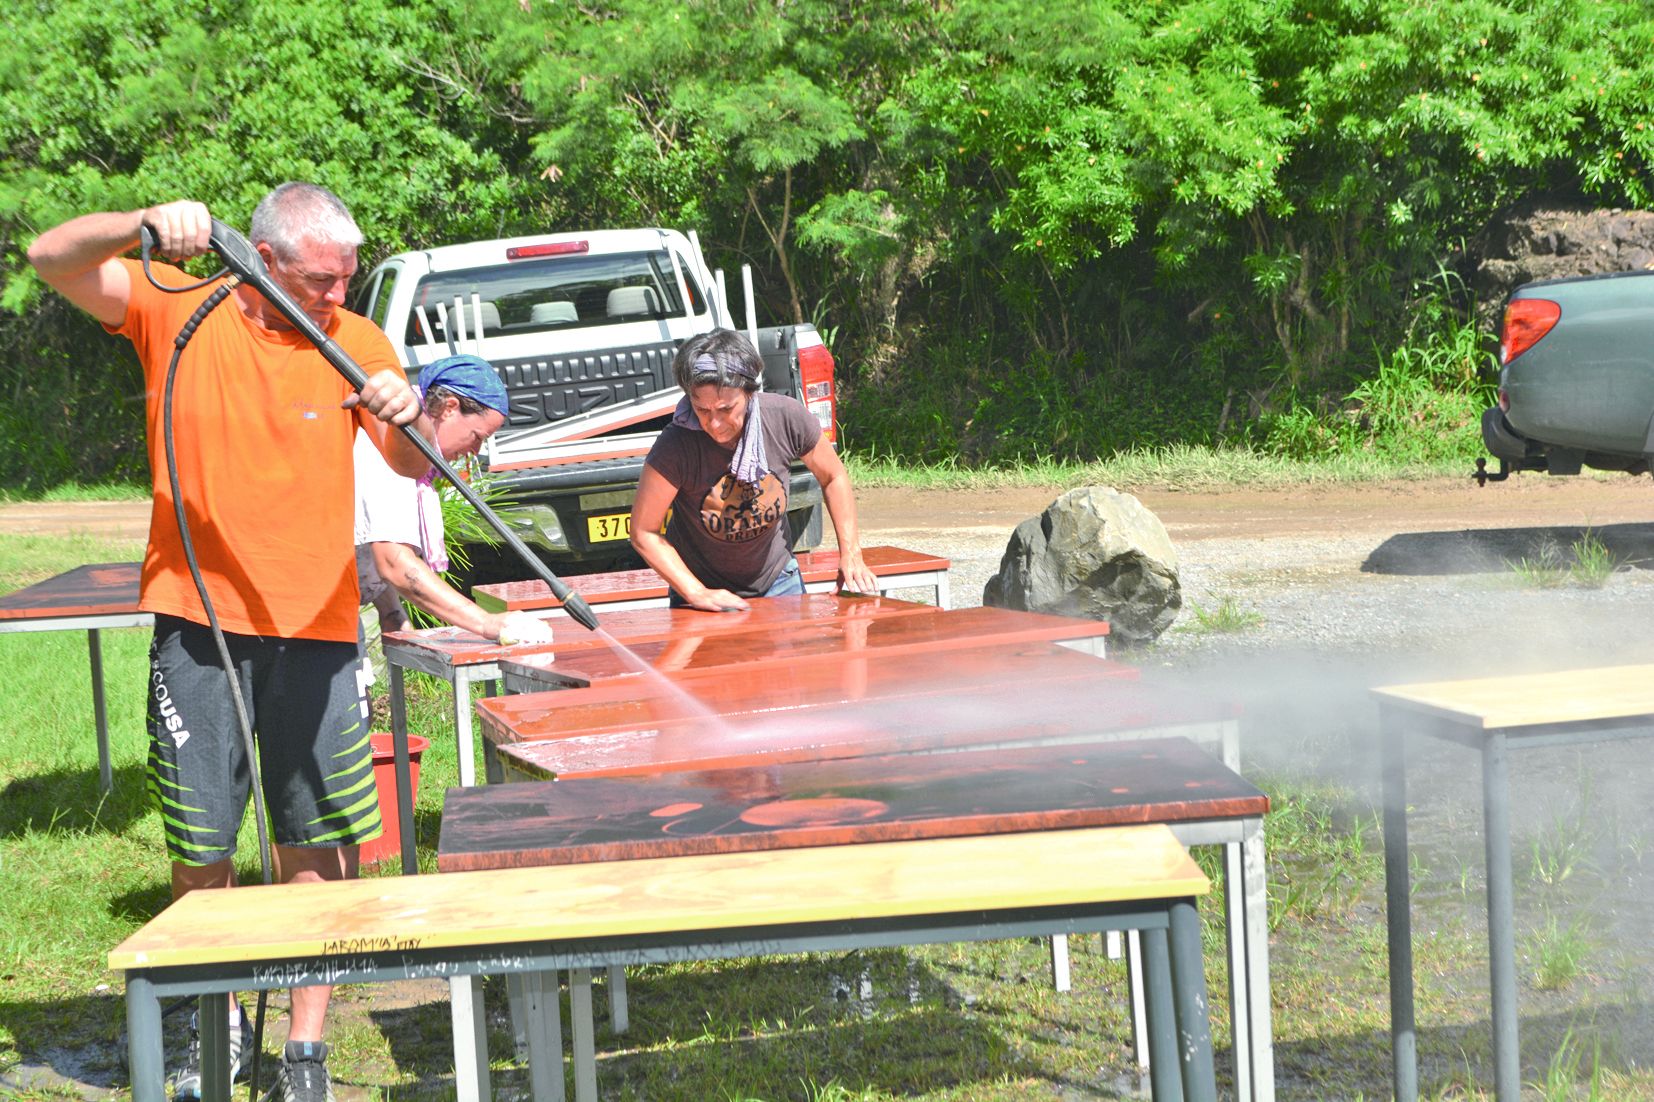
[353,429,445,607]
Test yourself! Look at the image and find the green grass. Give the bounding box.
[844,442,1490,492]
[7,527,1654,1100]
[1506,530,1622,590]
[0,481,148,504]
[1179,594,1265,635]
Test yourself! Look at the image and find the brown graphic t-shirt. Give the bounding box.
[643,393,822,595]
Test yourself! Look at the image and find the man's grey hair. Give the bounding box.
[249,182,364,259]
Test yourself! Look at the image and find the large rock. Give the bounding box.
[983,486,1181,646]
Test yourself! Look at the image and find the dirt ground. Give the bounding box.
[8,474,1651,545]
[853,474,1654,543]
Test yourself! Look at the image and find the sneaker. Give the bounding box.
[169,1001,255,1101]
[266,1041,335,1102]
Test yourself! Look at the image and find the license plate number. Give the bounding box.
[586,512,632,543]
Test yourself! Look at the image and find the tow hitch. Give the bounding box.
[1473,457,1512,486]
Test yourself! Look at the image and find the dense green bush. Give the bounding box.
[2,0,1648,481]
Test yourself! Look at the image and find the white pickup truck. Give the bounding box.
[352,228,839,578]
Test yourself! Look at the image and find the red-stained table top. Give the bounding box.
[488,604,1108,689]
[481,637,1135,744]
[0,562,141,621]
[486,662,1228,781]
[380,593,935,669]
[471,545,951,612]
[438,736,1267,871]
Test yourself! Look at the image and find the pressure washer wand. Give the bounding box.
[200,219,601,632]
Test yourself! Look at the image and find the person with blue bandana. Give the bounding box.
[355,354,554,646]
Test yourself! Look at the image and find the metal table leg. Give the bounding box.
[1482,732,1519,1100]
[198,992,230,1102]
[570,969,598,1102]
[1127,930,1150,1068]
[88,628,112,793]
[1240,816,1274,1102]
[524,970,566,1102]
[126,973,165,1102]
[450,975,491,1102]
[452,669,477,788]
[389,665,418,876]
[1140,925,1184,1102]
[1168,897,1218,1102]
[1049,934,1072,992]
[1381,711,1417,1102]
[1223,835,1252,1102]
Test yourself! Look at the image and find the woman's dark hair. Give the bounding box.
[672,328,763,394]
[423,385,491,419]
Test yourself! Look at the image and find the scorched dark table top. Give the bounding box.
[438,735,1266,870]
[0,562,140,620]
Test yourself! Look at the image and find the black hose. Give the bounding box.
[140,239,272,1101]
[199,218,601,631]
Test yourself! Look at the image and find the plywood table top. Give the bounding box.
[1373,664,1654,730]
[472,545,951,612]
[380,593,934,669]
[439,736,1265,871]
[490,604,1109,690]
[0,562,141,621]
[113,823,1203,971]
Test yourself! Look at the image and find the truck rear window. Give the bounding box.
[401,250,705,347]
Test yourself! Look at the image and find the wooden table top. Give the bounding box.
[380,593,937,668]
[440,736,1266,871]
[489,604,1109,690]
[1373,664,1654,730]
[0,562,140,620]
[114,824,1205,971]
[472,545,952,612]
[482,638,1137,744]
[484,663,1221,782]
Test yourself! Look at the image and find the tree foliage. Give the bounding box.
[2,0,1651,482]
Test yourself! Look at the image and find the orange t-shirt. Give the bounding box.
[112,258,402,642]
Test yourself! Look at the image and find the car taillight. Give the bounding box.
[1500,298,1560,365]
[797,341,838,444]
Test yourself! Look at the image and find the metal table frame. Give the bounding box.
[121,838,1218,1102]
[0,610,153,793]
[490,714,1274,1102]
[1379,689,1654,1102]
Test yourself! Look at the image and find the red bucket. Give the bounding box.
[361,732,430,868]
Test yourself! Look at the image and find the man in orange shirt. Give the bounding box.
[28,183,430,1102]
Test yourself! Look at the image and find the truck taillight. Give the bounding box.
[797,341,838,444]
[506,241,589,260]
[1501,298,1560,365]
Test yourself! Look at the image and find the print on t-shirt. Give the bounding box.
[701,470,788,543]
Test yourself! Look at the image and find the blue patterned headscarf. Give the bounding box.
[418,354,508,416]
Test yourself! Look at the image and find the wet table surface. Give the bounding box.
[380,593,937,669]
[479,648,1203,781]
[472,546,952,612]
[488,603,1109,690]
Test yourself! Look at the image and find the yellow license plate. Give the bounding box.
[586,511,632,543]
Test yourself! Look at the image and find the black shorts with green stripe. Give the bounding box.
[146,614,382,866]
